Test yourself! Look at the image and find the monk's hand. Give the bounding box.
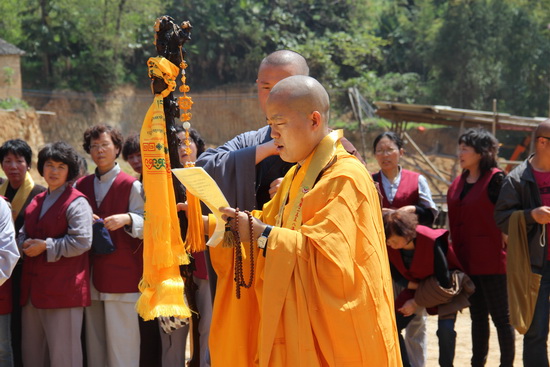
[22,239,47,257]
[255,140,279,164]
[531,206,550,224]
[177,202,188,213]
[219,207,267,243]
[104,214,131,231]
[398,299,417,317]
[269,177,283,199]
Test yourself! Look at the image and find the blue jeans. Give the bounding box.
[0,314,13,367]
[524,262,550,367]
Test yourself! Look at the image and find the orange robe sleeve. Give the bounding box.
[255,154,402,367]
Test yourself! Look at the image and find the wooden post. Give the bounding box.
[492,99,497,136]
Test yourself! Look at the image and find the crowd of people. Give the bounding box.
[0,48,548,367]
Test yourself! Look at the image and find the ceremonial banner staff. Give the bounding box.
[137,15,205,367]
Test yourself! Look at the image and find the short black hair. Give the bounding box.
[373,131,404,153]
[174,126,206,158]
[458,128,499,175]
[122,133,140,161]
[37,141,81,182]
[0,139,33,167]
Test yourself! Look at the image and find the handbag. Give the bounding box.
[91,219,116,254]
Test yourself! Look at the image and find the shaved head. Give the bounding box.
[259,50,309,76]
[269,75,330,126]
[535,119,550,139]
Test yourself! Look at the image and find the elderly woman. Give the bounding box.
[447,128,514,367]
[383,210,471,367]
[372,131,438,367]
[18,141,93,367]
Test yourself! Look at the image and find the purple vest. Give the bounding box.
[373,169,420,209]
[20,186,91,308]
[76,172,143,293]
[447,168,505,275]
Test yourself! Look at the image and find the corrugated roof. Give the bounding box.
[0,38,25,56]
[374,101,545,132]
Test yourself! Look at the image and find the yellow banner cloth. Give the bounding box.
[0,171,34,221]
[136,56,191,321]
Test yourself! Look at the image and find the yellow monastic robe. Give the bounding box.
[210,133,401,367]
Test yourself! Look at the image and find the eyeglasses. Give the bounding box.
[90,143,112,151]
[375,148,398,156]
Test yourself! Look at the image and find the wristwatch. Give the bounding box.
[257,225,273,257]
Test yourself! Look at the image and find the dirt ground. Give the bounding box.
[426,308,529,367]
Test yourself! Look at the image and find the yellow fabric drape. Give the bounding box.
[136,56,190,321]
[0,171,34,221]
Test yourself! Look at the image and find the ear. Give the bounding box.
[310,111,322,130]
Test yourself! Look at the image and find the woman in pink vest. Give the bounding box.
[18,141,93,367]
[372,131,438,367]
[447,128,514,367]
[384,210,469,367]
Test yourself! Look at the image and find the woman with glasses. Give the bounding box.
[447,128,514,367]
[372,131,438,367]
[372,131,438,226]
[76,124,145,367]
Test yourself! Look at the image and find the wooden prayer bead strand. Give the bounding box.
[234,208,243,299]
[242,210,255,289]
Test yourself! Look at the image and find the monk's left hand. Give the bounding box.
[22,239,47,257]
[220,207,267,243]
[398,299,418,317]
[104,214,131,231]
[269,178,283,199]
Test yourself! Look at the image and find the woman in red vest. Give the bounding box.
[447,128,514,367]
[19,141,93,367]
[373,131,438,367]
[76,124,144,367]
[372,131,438,226]
[0,139,46,367]
[384,210,469,367]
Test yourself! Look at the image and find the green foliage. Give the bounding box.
[2,67,15,86]
[1,0,550,118]
[0,98,30,110]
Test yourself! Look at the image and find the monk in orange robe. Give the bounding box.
[212,75,401,366]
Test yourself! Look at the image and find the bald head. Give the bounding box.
[536,119,550,139]
[259,50,309,76]
[269,75,330,124]
[265,76,331,163]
